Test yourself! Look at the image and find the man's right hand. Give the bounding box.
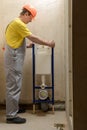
[48,40,55,48]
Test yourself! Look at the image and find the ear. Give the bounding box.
[25,12,29,16]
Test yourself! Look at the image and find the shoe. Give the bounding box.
[17,108,26,113]
[6,116,26,124]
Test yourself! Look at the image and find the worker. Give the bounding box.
[4,4,55,124]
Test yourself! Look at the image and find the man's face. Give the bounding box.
[25,12,33,23]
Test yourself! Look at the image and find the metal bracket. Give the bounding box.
[54,123,65,130]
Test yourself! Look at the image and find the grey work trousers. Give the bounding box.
[4,41,26,118]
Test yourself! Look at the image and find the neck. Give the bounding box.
[19,15,26,24]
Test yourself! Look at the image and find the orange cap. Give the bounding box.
[23,4,37,18]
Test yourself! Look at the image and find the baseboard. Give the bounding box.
[0,100,65,111]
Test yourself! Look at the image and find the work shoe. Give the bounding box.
[6,116,26,124]
[17,108,26,113]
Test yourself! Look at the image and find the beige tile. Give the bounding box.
[0,110,69,130]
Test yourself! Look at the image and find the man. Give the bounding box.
[4,4,55,124]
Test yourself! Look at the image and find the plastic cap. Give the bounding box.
[23,4,37,18]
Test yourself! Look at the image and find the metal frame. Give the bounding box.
[32,44,54,113]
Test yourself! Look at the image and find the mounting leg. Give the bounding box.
[52,105,55,114]
[33,104,35,114]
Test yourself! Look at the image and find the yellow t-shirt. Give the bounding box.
[5,18,32,49]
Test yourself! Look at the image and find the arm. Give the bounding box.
[26,34,55,48]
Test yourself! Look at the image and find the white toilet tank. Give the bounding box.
[35,45,51,74]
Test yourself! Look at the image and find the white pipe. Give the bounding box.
[41,75,45,84]
[41,75,46,89]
